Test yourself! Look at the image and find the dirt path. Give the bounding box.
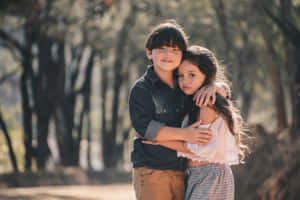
[0,184,135,200]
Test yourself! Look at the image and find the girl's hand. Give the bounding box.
[193,83,216,107]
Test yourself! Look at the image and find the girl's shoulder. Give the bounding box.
[198,106,218,124]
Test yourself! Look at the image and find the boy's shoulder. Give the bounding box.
[130,66,159,91]
[129,72,152,98]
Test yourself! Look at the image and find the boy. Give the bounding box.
[129,21,217,200]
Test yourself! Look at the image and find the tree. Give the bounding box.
[0,108,19,173]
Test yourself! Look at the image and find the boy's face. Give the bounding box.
[146,45,183,72]
[178,60,206,95]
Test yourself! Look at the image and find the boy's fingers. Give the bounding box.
[197,128,212,134]
[211,93,216,104]
[193,93,199,104]
[198,94,206,107]
[203,96,209,106]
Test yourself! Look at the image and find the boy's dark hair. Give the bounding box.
[145,20,188,51]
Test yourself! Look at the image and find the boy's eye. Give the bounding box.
[178,74,184,78]
[189,73,195,77]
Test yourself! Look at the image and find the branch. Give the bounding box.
[0,29,25,53]
[262,5,300,48]
[0,69,19,85]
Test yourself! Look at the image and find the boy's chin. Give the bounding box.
[156,63,178,71]
[183,90,195,95]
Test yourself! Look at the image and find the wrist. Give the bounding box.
[181,128,189,141]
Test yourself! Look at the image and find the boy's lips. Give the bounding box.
[161,59,173,63]
[183,86,191,90]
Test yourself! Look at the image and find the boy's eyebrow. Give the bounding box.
[180,70,201,73]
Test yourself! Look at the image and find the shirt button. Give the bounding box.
[176,109,179,112]
[163,109,167,113]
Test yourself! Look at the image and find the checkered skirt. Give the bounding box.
[184,164,234,200]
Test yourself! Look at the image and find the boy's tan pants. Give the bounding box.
[133,167,186,200]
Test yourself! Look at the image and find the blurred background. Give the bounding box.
[0,0,299,199]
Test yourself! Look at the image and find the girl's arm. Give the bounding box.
[142,140,192,153]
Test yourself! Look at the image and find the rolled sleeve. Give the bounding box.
[145,120,165,141]
[128,83,165,139]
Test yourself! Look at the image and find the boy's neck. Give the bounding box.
[154,67,174,89]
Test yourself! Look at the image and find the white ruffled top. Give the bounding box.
[177,115,239,165]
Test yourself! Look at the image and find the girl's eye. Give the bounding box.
[178,74,184,78]
[189,73,195,77]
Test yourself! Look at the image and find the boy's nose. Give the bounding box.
[182,78,190,84]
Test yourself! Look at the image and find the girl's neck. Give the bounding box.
[154,67,174,88]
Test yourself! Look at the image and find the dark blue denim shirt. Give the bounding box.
[128,65,192,171]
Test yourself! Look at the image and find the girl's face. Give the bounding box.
[178,60,206,95]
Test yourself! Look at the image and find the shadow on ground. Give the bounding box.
[0,194,97,200]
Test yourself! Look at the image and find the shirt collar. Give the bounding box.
[145,65,179,88]
[145,65,161,85]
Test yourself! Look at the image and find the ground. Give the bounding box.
[0,184,135,200]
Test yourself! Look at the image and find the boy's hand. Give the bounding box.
[184,120,212,146]
[193,83,216,107]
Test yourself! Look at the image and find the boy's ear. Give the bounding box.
[146,49,152,60]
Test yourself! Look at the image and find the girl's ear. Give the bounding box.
[146,49,152,60]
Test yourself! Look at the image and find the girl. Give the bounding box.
[143,45,248,200]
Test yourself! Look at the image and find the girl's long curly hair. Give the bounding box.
[184,46,249,162]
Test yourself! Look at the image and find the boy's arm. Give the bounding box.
[142,140,191,153]
[129,84,163,141]
[129,84,212,144]
[193,82,230,106]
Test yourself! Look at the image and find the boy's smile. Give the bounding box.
[146,46,183,72]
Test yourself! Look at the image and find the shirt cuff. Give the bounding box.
[144,120,165,141]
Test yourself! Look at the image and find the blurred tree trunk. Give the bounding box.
[263,3,300,134]
[18,23,36,171]
[54,44,80,167]
[0,24,36,171]
[259,20,288,130]
[33,34,59,169]
[263,39,288,130]
[100,56,108,167]
[102,3,137,169]
[236,19,255,120]
[211,0,232,61]
[280,0,296,126]
[256,1,300,199]
[77,50,95,169]
[212,0,254,119]
[0,108,19,173]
